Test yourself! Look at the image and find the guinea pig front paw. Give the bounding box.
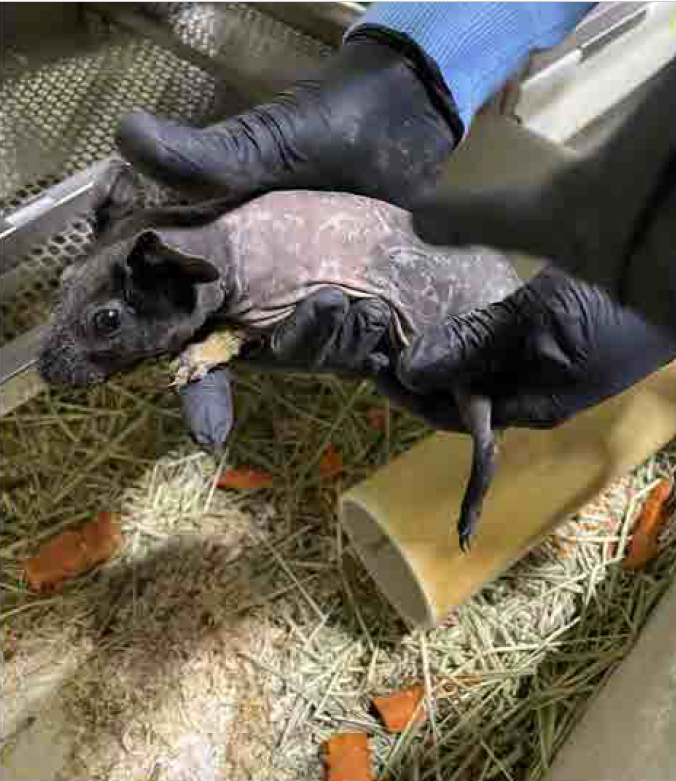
[171,329,247,387]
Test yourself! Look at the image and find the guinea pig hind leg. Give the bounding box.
[453,388,498,552]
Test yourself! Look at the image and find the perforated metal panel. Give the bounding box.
[140,2,333,98]
[1,222,94,343]
[0,28,231,212]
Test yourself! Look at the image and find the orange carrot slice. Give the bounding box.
[217,468,273,492]
[372,685,426,733]
[623,478,672,570]
[366,408,386,430]
[325,733,372,781]
[24,510,122,592]
[319,444,343,478]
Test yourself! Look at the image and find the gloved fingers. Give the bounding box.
[259,291,392,377]
[395,297,523,395]
[178,367,235,455]
[489,286,676,430]
[395,267,607,399]
[116,112,210,193]
[115,103,306,198]
[374,371,466,432]
[270,287,349,369]
[115,30,460,206]
[536,269,676,388]
[332,297,392,374]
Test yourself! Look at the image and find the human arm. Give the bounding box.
[411,55,676,339]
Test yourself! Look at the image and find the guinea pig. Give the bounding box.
[39,160,521,549]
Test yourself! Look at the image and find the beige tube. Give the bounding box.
[339,365,676,628]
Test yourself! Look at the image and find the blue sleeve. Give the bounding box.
[348,2,596,134]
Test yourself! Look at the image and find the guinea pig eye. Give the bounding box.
[93,308,121,337]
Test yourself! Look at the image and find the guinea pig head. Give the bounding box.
[38,161,224,388]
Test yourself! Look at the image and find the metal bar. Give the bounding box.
[579,5,648,62]
[0,327,45,418]
[1,159,113,277]
[0,163,113,416]
[524,3,649,79]
[254,2,364,47]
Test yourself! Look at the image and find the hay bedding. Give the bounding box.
[2,363,675,781]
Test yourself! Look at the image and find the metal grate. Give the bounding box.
[143,2,333,99]
[1,221,94,344]
[0,25,233,213]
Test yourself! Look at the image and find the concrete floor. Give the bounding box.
[546,575,676,781]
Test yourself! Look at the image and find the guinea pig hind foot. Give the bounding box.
[457,435,498,552]
[453,389,498,553]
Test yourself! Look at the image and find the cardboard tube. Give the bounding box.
[339,365,676,628]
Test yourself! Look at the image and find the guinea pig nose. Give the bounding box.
[37,348,69,386]
[37,338,91,387]
[37,357,63,386]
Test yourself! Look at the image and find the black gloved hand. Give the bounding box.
[411,57,676,338]
[178,366,235,456]
[396,267,676,430]
[177,287,466,454]
[115,29,461,208]
[180,265,676,455]
[238,287,392,378]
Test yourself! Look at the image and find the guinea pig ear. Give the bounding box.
[129,230,220,284]
[89,160,145,235]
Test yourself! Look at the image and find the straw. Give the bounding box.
[2,357,675,780]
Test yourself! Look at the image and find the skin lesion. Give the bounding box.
[171,328,248,387]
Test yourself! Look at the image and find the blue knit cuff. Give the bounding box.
[348,2,596,134]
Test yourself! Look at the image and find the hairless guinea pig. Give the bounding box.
[38,160,522,550]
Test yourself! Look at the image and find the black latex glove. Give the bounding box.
[179,267,676,454]
[178,288,466,454]
[411,57,676,339]
[396,267,676,430]
[178,366,235,456]
[115,28,461,208]
[239,287,392,378]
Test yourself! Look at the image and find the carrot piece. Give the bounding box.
[366,408,386,430]
[24,510,122,592]
[371,685,426,733]
[217,468,273,492]
[325,733,372,781]
[623,478,672,570]
[319,444,343,478]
